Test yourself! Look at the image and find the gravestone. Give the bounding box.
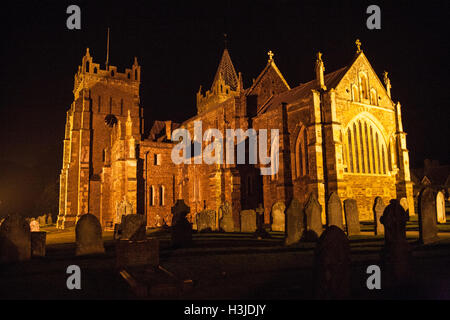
[240,210,257,233]
[314,225,351,299]
[343,199,361,236]
[38,215,47,226]
[219,202,234,232]
[171,200,192,248]
[380,199,411,286]
[304,194,323,240]
[271,201,286,232]
[115,238,159,269]
[436,191,446,223]
[284,198,305,245]
[373,197,385,235]
[196,210,217,232]
[30,219,40,232]
[255,203,268,239]
[327,192,344,230]
[418,187,439,244]
[75,214,105,256]
[0,215,31,263]
[119,214,146,241]
[31,231,46,257]
[46,214,53,225]
[399,197,410,220]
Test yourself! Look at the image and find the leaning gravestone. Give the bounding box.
[31,231,46,257]
[373,197,385,235]
[0,215,31,263]
[380,199,411,286]
[314,225,351,299]
[119,214,146,241]
[271,201,286,232]
[171,200,192,248]
[196,210,217,232]
[240,210,257,233]
[219,202,234,232]
[327,192,344,230]
[284,198,305,246]
[343,199,361,236]
[75,214,105,256]
[436,191,446,224]
[304,193,323,239]
[30,219,40,232]
[418,187,439,244]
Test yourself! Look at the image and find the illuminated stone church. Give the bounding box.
[57,40,414,230]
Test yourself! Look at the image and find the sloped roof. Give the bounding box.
[246,60,290,96]
[211,48,239,91]
[258,66,348,114]
[411,165,450,187]
[149,120,181,142]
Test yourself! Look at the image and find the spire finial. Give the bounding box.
[224,33,228,49]
[383,71,391,98]
[105,27,110,69]
[267,50,274,62]
[355,39,362,53]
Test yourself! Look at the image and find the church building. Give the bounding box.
[57,40,414,230]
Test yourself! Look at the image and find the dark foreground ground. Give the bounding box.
[1,219,450,300]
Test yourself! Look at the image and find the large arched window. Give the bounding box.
[295,127,308,178]
[344,115,389,175]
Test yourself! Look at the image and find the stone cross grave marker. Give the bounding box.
[219,201,234,232]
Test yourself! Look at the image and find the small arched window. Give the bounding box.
[111,70,115,77]
[93,67,97,74]
[85,61,90,73]
[295,127,308,178]
[150,186,155,206]
[352,85,359,102]
[159,186,165,206]
[135,70,138,80]
[370,88,377,105]
[360,74,369,99]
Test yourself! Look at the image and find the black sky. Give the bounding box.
[0,0,449,215]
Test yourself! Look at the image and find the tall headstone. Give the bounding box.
[314,226,351,299]
[240,210,257,233]
[343,199,361,236]
[219,202,234,232]
[327,192,344,230]
[436,191,446,223]
[75,214,105,256]
[196,210,217,232]
[284,198,305,245]
[399,197,410,220]
[304,193,323,239]
[418,187,439,244]
[271,201,286,232]
[46,214,53,225]
[380,199,411,287]
[119,214,146,241]
[373,197,385,235]
[171,200,192,248]
[0,215,31,263]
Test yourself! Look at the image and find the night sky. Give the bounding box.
[0,0,448,216]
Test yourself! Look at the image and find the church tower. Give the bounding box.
[57,48,143,229]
